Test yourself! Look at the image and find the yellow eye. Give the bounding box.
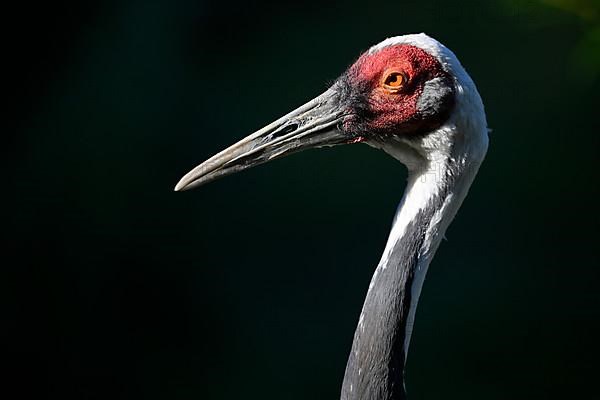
[383,71,407,91]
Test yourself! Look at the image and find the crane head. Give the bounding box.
[340,43,454,139]
[175,33,486,191]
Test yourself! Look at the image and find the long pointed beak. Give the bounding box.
[175,87,350,191]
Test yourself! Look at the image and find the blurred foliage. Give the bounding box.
[501,0,599,81]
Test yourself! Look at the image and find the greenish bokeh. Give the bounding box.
[6,0,598,399]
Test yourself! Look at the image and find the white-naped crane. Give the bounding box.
[175,33,488,399]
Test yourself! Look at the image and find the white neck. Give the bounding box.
[340,123,486,399]
[378,133,486,359]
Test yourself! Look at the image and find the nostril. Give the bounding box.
[272,123,298,139]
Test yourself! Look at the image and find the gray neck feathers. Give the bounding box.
[340,194,445,400]
[340,150,478,400]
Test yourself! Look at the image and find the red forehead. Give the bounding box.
[350,44,444,84]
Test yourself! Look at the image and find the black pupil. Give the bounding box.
[387,74,399,84]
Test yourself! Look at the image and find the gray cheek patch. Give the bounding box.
[416,77,454,118]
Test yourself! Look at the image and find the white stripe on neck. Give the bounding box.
[365,140,451,295]
[365,124,486,359]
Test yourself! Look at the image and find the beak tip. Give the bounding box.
[174,180,188,192]
[175,175,205,192]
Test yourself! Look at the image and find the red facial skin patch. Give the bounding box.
[343,45,452,137]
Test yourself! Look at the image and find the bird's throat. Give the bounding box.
[340,151,482,400]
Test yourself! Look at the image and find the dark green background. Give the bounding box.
[5,0,599,398]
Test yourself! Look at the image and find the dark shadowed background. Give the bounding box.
[4,0,599,398]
